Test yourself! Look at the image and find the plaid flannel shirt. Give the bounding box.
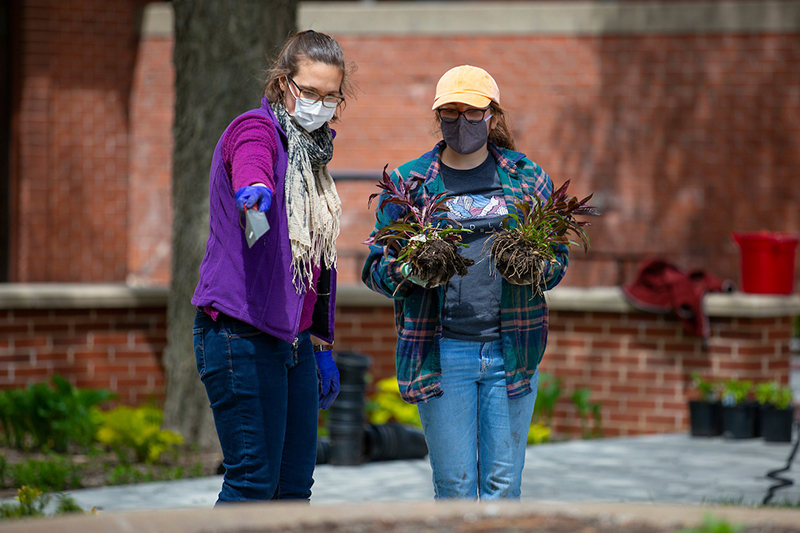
[362,141,569,404]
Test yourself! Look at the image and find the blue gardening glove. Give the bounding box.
[235,185,273,213]
[400,262,439,288]
[315,350,340,410]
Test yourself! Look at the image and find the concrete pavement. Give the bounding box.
[58,432,800,513]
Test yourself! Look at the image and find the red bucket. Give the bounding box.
[732,232,799,295]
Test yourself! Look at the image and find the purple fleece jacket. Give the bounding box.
[191,98,335,343]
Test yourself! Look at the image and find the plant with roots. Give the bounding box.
[490,179,599,292]
[364,166,474,289]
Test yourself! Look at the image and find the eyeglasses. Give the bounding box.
[287,75,345,109]
[437,107,492,124]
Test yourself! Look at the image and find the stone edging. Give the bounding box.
[2,283,798,318]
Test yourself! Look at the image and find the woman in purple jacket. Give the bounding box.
[191,30,354,503]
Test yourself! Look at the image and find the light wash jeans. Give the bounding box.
[417,336,538,500]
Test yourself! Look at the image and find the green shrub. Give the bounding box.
[95,405,183,463]
[105,462,202,486]
[679,514,743,533]
[7,455,81,492]
[0,375,115,452]
[0,486,88,520]
[721,379,753,406]
[366,377,422,427]
[691,372,719,402]
[534,372,562,425]
[571,388,603,439]
[0,486,48,519]
[755,381,794,409]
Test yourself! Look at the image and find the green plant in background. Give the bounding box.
[571,388,603,439]
[0,375,115,452]
[691,372,719,402]
[105,462,202,486]
[6,455,82,493]
[95,405,183,463]
[0,486,88,520]
[0,486,48,519]
[366,377,422,427]
[534,372,562,426]
[755,381,794,410]
[679,514,743,533]
[527,422,551,444]
[721,379,753,406]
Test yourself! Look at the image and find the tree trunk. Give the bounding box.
[164,0,298,449]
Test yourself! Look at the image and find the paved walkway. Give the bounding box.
[58,433,800,513]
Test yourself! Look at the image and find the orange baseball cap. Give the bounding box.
[432,65,500,110]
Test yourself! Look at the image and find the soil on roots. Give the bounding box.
[490,231,549,286]
[407,237,474,287]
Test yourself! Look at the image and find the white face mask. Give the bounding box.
[291,96,336,133]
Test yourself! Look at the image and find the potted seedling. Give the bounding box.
[688,372,722,437]
[755,381,795,443]
[365,166,474,289]
[721,379,757,439]
[490,180,599,292]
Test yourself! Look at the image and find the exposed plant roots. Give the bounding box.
[406,237,474,288]
[490,230,550,290]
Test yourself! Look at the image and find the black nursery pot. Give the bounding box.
[722,402,758,439]
[688,400,723,437]
[760,405,795,443]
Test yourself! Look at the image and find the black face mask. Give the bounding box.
[440,115,489,155]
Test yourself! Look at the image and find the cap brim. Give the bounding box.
[432,93,492,110]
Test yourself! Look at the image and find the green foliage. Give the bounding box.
[0,375,115,452]
[793,314,800,338]
[6,455,82,492]
[721,379,753,406]
[364,166,471,261]
[679,514,743,533]
[95,405,184,464]
[534,372,562,425]
[0,486,48,519]
[571,388,603,439]
[691,372,719,402]
[527,421,551,444]
[105,462,202,486]
[0,486,90,520]
[755,381,794,409]
[366,377,421,427]
[54,493,87,515]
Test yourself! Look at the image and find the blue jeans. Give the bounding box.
[417,337,538,500]
[193,310,318,503]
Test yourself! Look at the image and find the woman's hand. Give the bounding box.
[314,350,340,410]
[235,185,273,213]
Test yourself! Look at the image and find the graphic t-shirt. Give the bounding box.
[440,154,506,342]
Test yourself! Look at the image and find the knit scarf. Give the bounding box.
[271,102,341,292]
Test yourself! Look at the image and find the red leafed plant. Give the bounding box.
[490,180,600,290]
[364,166,474,288]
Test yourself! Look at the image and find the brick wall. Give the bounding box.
[0,305,166,405]
[9,1,800,288]
[329,31,800,287]
[544,311,793,436]
[127,27,174,287]
[13,0,149,282]
[4,287,793,439]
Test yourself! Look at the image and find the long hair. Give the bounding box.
[487,101,515,151]
[263,30,356,121]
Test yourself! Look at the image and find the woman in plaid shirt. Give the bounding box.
[362,66,569,500]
